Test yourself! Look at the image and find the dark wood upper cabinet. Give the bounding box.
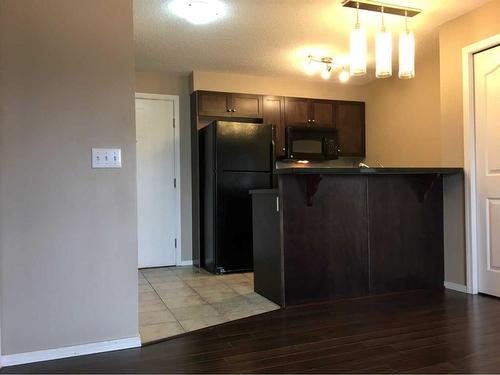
[335,101,365,157]
[284,97,310,127]
[194,90,365,158]
[198,91,231,117]
[263,96,285,157]
[311,100,334,127]
[230,93,263,118]
[198,91,263,119]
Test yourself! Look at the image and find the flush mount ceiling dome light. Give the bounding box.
[168,0,227,25]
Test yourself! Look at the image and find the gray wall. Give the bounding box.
[135,72,193,262]
[0,0,138,355]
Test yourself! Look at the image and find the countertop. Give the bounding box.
[275,166,463,175]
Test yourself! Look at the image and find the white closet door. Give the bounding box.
[475,45,500,297]
[136,98,176,268]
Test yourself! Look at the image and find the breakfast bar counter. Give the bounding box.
[275,166,463,175]
[251,167,463,307]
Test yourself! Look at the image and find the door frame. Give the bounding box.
[462,34,500,294]
[135,93,182,266]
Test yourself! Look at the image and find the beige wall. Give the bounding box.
[192,71,367,101]
[440,0,500,166]
[0,0,138,356]
[135,72,193,262]
[364,41,442,167]
[439,0,500,285]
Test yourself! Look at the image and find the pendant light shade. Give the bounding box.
[350,26,367,76]
[375,10,392,78]
[349,4,367,76]
[398,15,415,79]
[375,30,392,78]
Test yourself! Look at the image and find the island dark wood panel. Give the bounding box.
[252,172,447,307]
[280,174,369,305]
[368,175,444,294]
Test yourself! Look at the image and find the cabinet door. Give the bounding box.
[263,96,285,157]
[230,94,263,118]
[198,91,230,117]
[311,100,334,127]
[335,102,365,157]
[285,97,310,127]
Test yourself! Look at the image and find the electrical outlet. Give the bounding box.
[92,148,122,168]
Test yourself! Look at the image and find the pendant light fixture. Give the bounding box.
[375,6,392,78]
[399,11,415,79]
[349,2,367,76]
[301,1,421,82]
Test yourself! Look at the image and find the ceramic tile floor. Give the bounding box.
[138,266,280,343]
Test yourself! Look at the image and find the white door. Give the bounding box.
[475,45,500,297]
[136,98,177,268]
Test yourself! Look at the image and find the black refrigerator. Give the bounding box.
[199,121,275,274]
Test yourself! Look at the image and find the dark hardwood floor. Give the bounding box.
[3,289,500,374]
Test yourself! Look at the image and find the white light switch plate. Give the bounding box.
[92,148,122,168]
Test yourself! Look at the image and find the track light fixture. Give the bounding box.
[306,55,350,83]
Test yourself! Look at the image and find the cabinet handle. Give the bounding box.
[227,109,232,112]
[312,119,315,123]
[232,109,237,113]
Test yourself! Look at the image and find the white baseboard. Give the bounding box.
[179,260,193,266]
[444,281,468,293]
[1,336,141,367]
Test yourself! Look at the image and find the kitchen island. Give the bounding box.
[250,167,463,307]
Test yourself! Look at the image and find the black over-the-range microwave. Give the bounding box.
[285,126,340,161]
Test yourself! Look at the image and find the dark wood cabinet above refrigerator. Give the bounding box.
[197,91,263,119]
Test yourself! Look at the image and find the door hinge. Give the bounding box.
[173,118,176,128]
[174,238,177,249]
[174,178,177,188]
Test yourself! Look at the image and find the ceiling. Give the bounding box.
[134,0,490,85]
